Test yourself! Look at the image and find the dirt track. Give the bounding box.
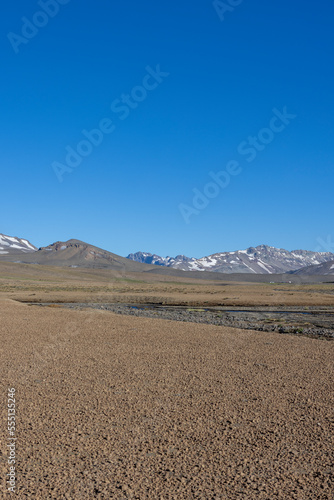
[1,299,333,498]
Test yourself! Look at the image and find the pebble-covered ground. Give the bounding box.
[1,299,334,498]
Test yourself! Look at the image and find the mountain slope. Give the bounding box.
[0,234,37,254]
[127,245,334,274]
[292,260,334,276]
[127,252,197,270]
[0,239,151,271]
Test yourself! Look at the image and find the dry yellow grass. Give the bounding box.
[0,262,334,307]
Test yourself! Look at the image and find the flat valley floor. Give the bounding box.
[0,263,333,498]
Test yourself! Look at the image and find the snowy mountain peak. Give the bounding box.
[0,234,37,254]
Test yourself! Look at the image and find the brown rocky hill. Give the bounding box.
[0,239,148,272]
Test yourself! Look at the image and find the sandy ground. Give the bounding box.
[1,298,333,499]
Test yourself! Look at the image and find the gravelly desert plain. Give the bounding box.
[1,263,334,498]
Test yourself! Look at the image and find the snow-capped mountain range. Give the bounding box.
[127,245,334,275]
[1,233,334,275]
[0,233,37,254]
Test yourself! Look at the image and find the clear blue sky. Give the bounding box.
[1,0,333,257]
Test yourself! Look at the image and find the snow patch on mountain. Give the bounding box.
[0,234,37,254]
